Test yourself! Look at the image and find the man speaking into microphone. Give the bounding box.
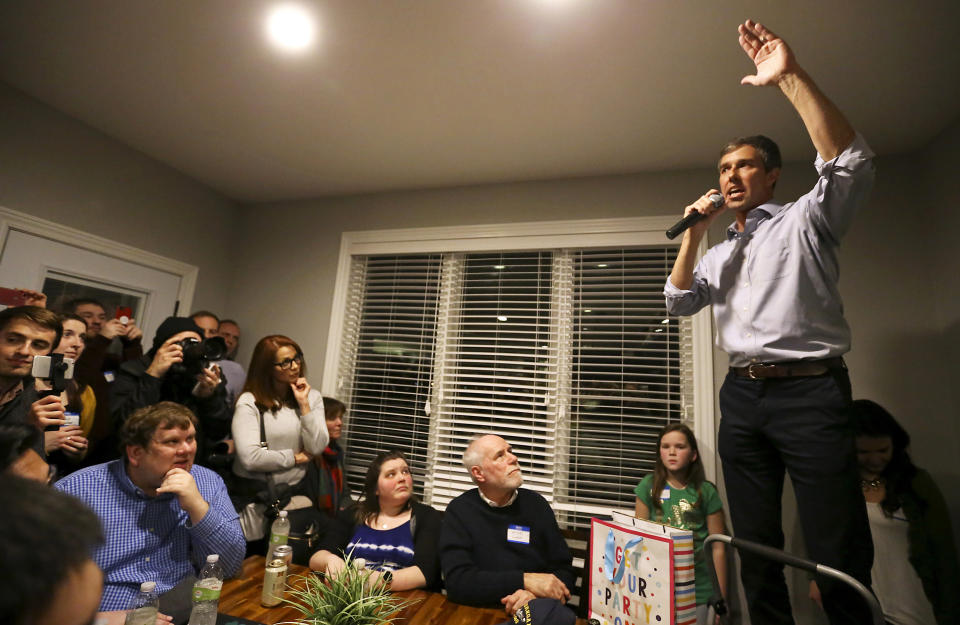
[664,20,874,625]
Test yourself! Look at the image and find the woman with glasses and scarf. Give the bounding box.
[231,334,328,542]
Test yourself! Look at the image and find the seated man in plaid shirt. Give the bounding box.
[56,401,245,620]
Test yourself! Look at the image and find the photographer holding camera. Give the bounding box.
[111,316,231,466]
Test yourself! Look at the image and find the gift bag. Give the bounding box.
[588,511,696,625]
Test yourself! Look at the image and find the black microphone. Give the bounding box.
[665,194,725,240]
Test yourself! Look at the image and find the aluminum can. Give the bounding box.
[260,558,288,607]
[272,545,293,569]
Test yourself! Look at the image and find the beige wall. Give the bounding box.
[0,82,240,315]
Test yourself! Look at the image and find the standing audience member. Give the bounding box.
[192,311,245,409]
[42,313,93,473]
[311,396,352,518]
[231,334,328,540]
[309,450,442,592]
[635,424,726,625]
[810,400,960,625]
[0,475,104,625]
[440,434,575,617]
[217,319,242,360]
[0,306,61,455]
[217,318,246,407]
[0,422,50,482]
[663,20,874,624]
[111,316,230,465]
[55,401,245,619]
[66,297,143,464]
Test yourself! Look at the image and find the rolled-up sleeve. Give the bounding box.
[804,132,876,242]
[664,268,712,317]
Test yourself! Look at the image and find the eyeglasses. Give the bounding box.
[273,354,303,370]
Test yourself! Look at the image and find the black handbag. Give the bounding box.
[253,406,324,565]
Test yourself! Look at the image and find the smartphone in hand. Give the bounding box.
[0,287,27,307]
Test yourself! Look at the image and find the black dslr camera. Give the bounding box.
[171,336,227,379]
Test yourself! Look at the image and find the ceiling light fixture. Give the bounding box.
[265,4,316,53]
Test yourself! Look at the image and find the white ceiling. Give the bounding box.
[1,1,958,203]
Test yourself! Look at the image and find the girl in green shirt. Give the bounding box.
[634,423,726,625]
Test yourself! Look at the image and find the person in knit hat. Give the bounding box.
[110,316,230,466]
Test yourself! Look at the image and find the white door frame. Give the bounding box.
[0,206,198,315]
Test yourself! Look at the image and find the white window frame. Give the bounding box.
[320,216,716,500]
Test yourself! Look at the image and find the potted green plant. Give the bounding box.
[284,556,419,625]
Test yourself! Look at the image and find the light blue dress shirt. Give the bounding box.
[664,133,875,367]
[55,459,246,611]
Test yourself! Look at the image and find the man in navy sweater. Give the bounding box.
[440,434,575,616]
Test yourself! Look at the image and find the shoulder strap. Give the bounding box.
[259,407,268,448]
[256,408,280,493]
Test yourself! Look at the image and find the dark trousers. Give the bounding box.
[717,369,873,625]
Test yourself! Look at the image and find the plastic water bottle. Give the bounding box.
[124,581,159,625]
[268,510,290,549]
[188,554,224,625]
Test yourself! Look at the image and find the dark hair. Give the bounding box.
[849,399,918,517]
[57,313,89,410]
[0,475,104,624]
[0,423,42,473]
[243,335,307,411]
[59,312,88,329]
[0,305,63,350]
[191,310,220,324]
[218,318,240,329]
[355,450,414,524]
[120,401,198,450]
[323,397,346,421]
[64,297,105,314]
[648,423,706,514]
[719,135,782,172]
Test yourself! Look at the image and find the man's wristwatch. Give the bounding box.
[380,570,393,588]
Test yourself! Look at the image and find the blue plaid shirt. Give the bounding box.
[55,459,245,611]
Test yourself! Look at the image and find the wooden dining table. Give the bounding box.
[219,556,588,625]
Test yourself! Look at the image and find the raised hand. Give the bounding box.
[18,289,47,308]
[191,363,221,398]
[291,377,312,412]
[124,320,143,342]
[738,20,797,87]
[156,468,209,523]
[29,395,66,429]
[146,336,185,378]
[100,318,127,340]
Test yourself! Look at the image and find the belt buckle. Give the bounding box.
[747,363,764,379]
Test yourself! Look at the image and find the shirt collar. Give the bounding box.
[478,487,518,508]
[0,380,25,407]
[726,202,783,240]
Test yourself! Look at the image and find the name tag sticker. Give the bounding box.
[103,371,116,383]
[61,412,80,428]
[507,525,531,544]
[659,486,671,501]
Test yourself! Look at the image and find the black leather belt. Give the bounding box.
[730,357,845,379]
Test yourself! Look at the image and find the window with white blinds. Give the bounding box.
[327,218,710,529]
[334,254,443,498]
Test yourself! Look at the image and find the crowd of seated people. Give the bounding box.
[3,293,957,625]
